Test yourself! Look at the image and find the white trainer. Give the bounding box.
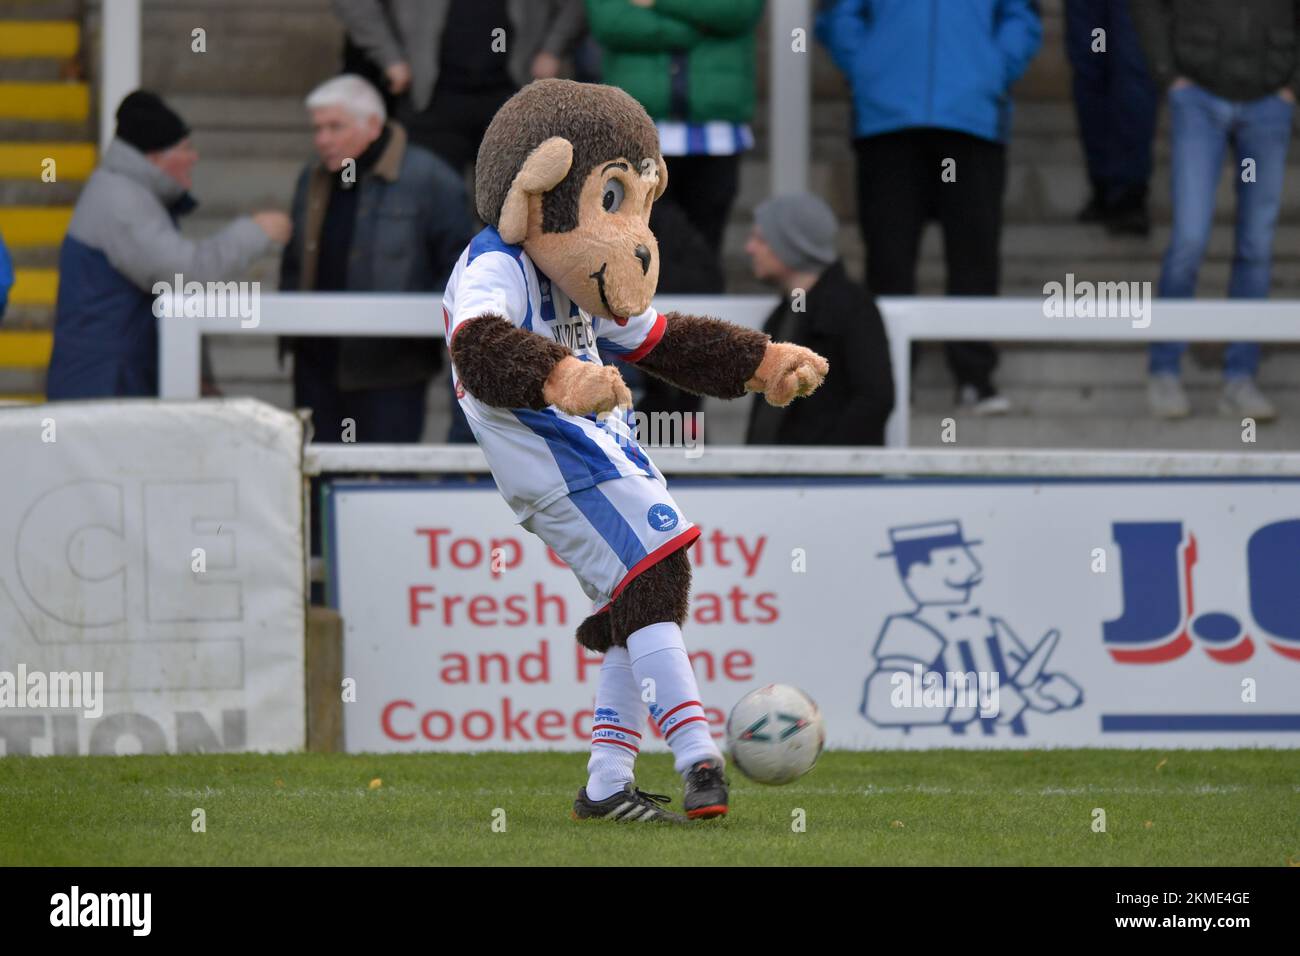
[1219,378,1278,422]
[1148,373,1191,419]
[957,385,1012,416]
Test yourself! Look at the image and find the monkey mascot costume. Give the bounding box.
[444,80,828,823]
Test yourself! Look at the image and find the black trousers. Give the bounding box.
[294,344,427,595]
[293,341,428,444]
[1064,0,1158,204]
[398,84,517,175]
[661,154,741,257]
[855,129,1006,395]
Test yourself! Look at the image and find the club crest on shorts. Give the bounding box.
[647,503,678,532]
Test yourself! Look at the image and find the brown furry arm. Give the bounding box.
[449,314,570,410]
[630,312,770,400]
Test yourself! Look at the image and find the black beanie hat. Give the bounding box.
[115,90,190,153]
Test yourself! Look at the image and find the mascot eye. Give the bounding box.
[602,179,625,213]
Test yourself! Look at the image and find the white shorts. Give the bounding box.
[521,475,699,612]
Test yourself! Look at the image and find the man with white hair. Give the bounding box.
[280,74,474,443]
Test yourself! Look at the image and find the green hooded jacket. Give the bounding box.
[586,0,765,124]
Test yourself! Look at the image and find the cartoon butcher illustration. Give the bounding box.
[862,520,1083,736]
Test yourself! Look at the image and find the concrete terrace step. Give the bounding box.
[909,344,1300,388]
[906,412,1300,451]
[792,99,1291,151]
[169,95,315,159]
[8,243,59,269]
[912,382,1300,418]
[675,397,1300,453]
[168,95,313,130]
[137,2,341,98]
[0,304,53,330]
[0,116,93,139]
[0,58,74,81]
[0,177,83,205]
[741,149,1300,225]
[187,158,304,213]
[728,154,1124,229]
[0,1,81,20]
[719,220,1300,295]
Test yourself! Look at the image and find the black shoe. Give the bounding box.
[1102,186,1151,237]
[1104,204,1150,237]
[572,782,689,823]
[683,759,729,819]
[1077,192,1108,223]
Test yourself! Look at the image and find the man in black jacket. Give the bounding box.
[743,193,894,446]
[280,75,474,443]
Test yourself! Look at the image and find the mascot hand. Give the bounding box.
[543,356,633,416]
[745,342,829,407]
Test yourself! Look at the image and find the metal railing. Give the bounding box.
[158,293,1300,447]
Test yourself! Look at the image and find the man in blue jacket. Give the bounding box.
[0,228,12,321]
[817,0,1042,415]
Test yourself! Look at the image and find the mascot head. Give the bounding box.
[475,79,668,321]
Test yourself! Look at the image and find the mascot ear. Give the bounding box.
[498,136,573,243]
[653,155,668,201]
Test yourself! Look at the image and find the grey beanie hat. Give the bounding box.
[753,193,839,272]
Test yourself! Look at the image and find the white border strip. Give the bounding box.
[304,444,1300,478]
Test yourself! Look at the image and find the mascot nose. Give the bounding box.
[634,244,651,275]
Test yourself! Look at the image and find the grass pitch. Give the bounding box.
[1,749,1295,866]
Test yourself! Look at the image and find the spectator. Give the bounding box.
[330,0,588,174]
[816,0,1042,415]
[46,91,288,400]
[0,228,12,321]
[279,75,473,443]
[1132,0,1299,421]
[586,0,765,257]
[1064,0,1159,235]
[744,193,894,446]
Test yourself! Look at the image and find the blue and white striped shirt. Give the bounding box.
[443,226,669,522]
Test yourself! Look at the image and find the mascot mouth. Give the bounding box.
[588,262,627,322]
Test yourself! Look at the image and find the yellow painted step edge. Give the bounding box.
[0,82,89,121]
[0,21,80,58]
[10,267,58,306]
[0,142,97,180]
[0,330,54,368]
[0,206,73,246]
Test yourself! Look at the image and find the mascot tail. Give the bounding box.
[576,611,613,654]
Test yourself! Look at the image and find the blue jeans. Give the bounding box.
[1150,84,1294,379]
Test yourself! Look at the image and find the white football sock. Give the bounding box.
[585,645,643,802]
[626,621,724,775]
